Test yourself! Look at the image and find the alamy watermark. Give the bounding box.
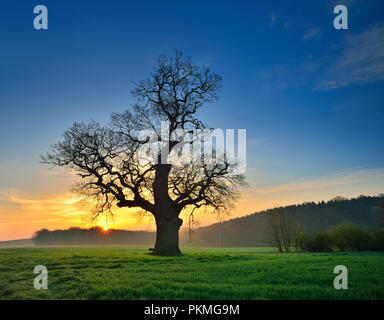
[136,121,247,175]
[33,4,347,31]
[333,5,348,30]
[333,265,348,290]
[33,5,48,30]
[34,265,48,290]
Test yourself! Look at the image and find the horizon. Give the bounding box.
[1,192,383,242]
[1,0,384,241]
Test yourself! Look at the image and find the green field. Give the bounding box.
[0,247,383,300]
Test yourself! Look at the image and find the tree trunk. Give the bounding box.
[153,216,183,256]
[151,163,183,256]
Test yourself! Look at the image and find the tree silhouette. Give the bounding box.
[265,209,301,253]
[41,51,246,256]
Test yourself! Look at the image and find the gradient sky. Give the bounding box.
[1,0,384,240]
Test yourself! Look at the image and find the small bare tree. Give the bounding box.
[265,209,301,253]
[41,50,246,256]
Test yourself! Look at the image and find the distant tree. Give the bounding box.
[187,208,200,244]
[41,50,246,256]
[265,209,301,253]
[331,196,348,202]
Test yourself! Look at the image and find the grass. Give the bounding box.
[0,246,383,300]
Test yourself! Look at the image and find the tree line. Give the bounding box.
[33,227,155,246]
[294,223,384,252]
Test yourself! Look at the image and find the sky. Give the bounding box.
[1,0,384,240]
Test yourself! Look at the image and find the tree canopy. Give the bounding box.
[41,51,246,255]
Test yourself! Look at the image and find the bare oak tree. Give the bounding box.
[41,51,246,256]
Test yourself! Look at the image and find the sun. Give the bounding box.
[103,226,108,231]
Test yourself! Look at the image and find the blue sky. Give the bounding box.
[0,0,384,239]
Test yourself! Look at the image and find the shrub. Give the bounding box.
[306,232,332,252]
[369,228,384,251]
[295,223,384,252]
[294,232,308,252]
[294,231,331,252]
[329,223,373,251]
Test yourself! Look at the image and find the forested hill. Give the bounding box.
[182,195,384,247]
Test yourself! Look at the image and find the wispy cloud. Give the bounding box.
[251,168,384,194]
[302,25,321,41]
[260,22,384,91]
[316,23,384,90]
[0,189,86,219]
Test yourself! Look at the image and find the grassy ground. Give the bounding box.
[0,246,383,300]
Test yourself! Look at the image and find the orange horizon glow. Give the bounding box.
[1,167,384,241]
